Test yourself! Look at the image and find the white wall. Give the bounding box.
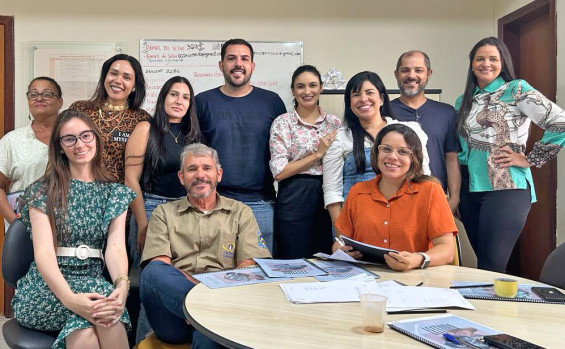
[4,0,494,123]
[4,0,562,244]
[494,0,564,246]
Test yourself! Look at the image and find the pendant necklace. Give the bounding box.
[168,129,182,143]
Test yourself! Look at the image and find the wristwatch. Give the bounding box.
[416,252,430,269]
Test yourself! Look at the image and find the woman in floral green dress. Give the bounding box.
[13,109,135,349]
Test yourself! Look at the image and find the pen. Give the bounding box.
[450,284,494,289]
[443,333,462,345]
[394,280,424,287]
[443,334,483,349]
[388,309,447,315]
[334,237,345,247]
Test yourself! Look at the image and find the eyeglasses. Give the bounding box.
[26,91,59,100]
[60,130,96,147]
[378,145,413,157]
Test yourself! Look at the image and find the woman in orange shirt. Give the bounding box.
[333,123,456,271]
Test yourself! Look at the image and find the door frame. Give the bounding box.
[498,0,557,279]
[0,14,15,317]
[0,15,14,134]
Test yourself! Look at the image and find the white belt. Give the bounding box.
[56,245,103,260]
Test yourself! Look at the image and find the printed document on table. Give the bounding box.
[358,283,476,311]
[253,258,327,278]
[279,276,390,304]
[310,260,380,281]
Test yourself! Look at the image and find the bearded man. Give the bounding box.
[139,143,271,347]
[390,50,461,212]
[195,38,286,252]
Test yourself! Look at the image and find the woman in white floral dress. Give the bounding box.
[13,109,135,349]
[269,65,341,258]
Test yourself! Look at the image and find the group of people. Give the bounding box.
[0,36,564,348]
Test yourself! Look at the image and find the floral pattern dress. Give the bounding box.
[12,179,135,349]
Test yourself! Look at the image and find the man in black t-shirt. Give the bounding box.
[390,50,461,213]
[196,39,286,252]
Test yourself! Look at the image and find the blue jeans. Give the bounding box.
[244,200,274,253]
[342,148,375,200]
[139,261,225,348]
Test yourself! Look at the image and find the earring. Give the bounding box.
[132,87,136,92]
[28,114,32,121]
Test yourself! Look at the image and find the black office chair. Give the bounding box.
[2,219,57,349]
[539,243,565,289]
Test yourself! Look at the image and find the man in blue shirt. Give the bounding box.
[196,38,286,252]
[390,50,461,212]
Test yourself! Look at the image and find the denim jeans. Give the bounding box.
[342,148,375,199]
[139,261,225,348]
[244,200,275,253]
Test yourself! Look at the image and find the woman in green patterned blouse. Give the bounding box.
[13,109,135,349]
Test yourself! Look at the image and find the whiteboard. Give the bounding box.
[139,39,303,115]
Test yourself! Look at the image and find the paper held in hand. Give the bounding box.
[313,248,376,265]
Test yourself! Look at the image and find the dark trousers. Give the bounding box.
[139,261,225,348]
[274,174,333,259]
[459,166,531,272]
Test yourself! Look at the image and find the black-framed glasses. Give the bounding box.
[60,130,96,147]
[26,91,59,100]
[378,144,413,157]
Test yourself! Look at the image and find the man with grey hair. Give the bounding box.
[139,143,271,347]
[391,50,461,212]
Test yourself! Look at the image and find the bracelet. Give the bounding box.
[113,274,130,292]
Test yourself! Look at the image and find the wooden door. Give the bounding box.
[0,15,15,316]
[499,0,556,280]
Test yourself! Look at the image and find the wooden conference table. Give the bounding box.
[183,264,564,348]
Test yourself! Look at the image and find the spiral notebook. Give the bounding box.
[388,314,500,349]
[451,282,565,304]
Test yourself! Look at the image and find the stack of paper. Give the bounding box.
[359,282,475,311]
[279,274,376,304]
[279,279,475,311]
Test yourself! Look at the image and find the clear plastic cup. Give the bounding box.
[359,294,387,333]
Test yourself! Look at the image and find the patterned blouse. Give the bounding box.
[69,101,150,183]
[456,77,565,201]
[269,108,341,177]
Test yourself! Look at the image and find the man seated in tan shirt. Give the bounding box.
[139,143,272,347]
